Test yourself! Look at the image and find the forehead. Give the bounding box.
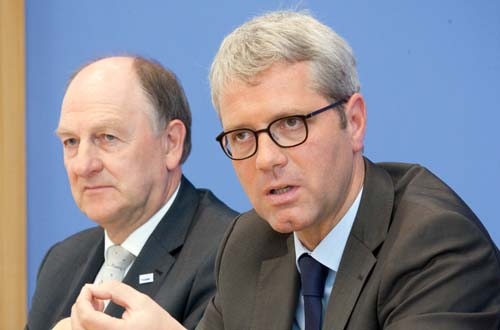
[63,59,141,109]
[58,59,154,129]
[218,62,326,129]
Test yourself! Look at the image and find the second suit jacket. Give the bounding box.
[198,159,500,330]
[27,176,237,330]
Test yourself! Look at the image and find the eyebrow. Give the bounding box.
[226,107,307,131]
[54,127,70,138]
[55,118,126,138]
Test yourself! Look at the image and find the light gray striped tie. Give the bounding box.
[96,245,135,284]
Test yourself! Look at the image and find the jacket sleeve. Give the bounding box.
[378,210,500,329]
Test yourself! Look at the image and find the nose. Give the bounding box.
[254,132,287,171]
[66,141,103,177]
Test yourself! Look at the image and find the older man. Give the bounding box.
[26,56,237,330]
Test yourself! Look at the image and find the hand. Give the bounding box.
[52,317,71,330]
[70,281,186,330]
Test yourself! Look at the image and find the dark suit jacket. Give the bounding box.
[198,159,500,330]
[27,176,237,330]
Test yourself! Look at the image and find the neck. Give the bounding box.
[298,156,365,250]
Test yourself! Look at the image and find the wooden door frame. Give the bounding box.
[0,0,27,328]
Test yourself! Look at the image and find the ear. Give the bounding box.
[345,93,367,153]
[161,119,186,170]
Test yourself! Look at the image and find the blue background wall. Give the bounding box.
[26,1,500,306]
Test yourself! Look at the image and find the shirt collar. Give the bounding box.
[294,187,363,272]
[104,182,181,257]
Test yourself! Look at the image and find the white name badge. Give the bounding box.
[139,273,154,284]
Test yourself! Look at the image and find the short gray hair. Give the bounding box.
[209,10,360,126]
[133,56,192,163]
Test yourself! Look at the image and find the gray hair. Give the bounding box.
[133,56,192,163]
[209,11,360,127]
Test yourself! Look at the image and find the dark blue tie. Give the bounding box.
[299,254,328,330]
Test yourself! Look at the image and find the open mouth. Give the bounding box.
[270,186,292,195]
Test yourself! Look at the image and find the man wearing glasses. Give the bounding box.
[57,10,500,330]
[215,99,347,161]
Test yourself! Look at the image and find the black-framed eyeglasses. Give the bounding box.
[215,99,347,160]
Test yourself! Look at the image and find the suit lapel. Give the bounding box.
[105,219,179,317]
[324,237,375,330]
[324,159,395,330]
[106,176,200,317]
[119,236,176,298]
[252,235,299,330]
[57,232,104,319]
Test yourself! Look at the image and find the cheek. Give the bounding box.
[132,152,168,186]
[63,156,74,173]
[233,162,256,191]
[64,163,78,183]
[311,127,350,159]
[300,136,349,180]
[123,142,162,170]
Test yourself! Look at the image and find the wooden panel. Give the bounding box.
[0,0,27,328]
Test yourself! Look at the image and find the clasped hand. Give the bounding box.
[52,281,186,330]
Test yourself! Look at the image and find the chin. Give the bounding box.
[83,209,115,225]
[269,220,295,234]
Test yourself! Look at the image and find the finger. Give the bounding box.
[76,284,105,311]
[71,303,85,330]
[70,284,121,330]
[72,297,123,330]
[92,281,148,310]
[84,282,113,301]
[52,317,71,330]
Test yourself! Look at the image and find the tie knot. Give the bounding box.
[106,245,134,269]
[299,254,328,297]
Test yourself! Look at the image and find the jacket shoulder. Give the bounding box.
[40,227,102,269]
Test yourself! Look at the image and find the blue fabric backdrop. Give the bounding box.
[26,0,500,306]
